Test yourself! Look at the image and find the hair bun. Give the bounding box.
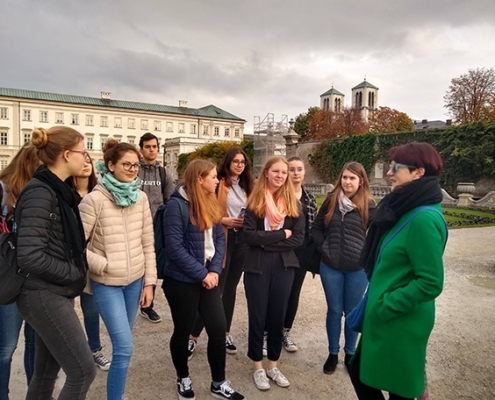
[31,127,49,149]
[102,138,119,153]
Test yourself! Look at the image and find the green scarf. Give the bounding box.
[96,160,141,207]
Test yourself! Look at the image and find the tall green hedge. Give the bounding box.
[309,122,495,192]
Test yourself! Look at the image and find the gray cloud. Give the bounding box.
[1,0,495,130]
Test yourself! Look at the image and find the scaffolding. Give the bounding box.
[253,113,289,178]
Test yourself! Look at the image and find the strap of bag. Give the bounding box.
[88,200,104,248]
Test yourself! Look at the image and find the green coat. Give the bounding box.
[360,203,447,398]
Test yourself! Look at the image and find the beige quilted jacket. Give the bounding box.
[79,182,157,287]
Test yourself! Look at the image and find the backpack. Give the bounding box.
[0,182,58,305]
[158,166,172,204]
[153,197,189,279]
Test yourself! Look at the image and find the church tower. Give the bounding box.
[351,78,379,121]
[320,86,345,113]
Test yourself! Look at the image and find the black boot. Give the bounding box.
[344,353,353,374]
[323,354,338,374]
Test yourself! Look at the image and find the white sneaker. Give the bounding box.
[267,367,290,388]
[262,331,267,357]
[253,369,270,391]
[283,330,298,352]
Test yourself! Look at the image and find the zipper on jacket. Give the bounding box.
[338,212,345,270]
[122,207,131,282]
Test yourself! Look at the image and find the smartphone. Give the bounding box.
[237,207,246,218]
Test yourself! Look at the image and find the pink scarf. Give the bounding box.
[265,191,287,230]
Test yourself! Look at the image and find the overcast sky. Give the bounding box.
[1,0,495,133]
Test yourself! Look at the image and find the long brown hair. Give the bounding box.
[183,159,222,231]
[247,156,300,218]
[324,161,373,227]
[72,157,97,194]
[0,143,40,213]
[31,126,84,165]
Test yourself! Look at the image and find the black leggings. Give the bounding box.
[348,349,414,400]
[191,230,247,337]
[162,277,227,382]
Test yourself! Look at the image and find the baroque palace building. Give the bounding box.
[0,88,245,179]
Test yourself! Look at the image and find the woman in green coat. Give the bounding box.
[349,142,448,400]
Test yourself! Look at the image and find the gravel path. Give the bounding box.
[9,226,495,399]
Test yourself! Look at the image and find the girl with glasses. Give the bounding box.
[67,157,111,372]
[79,139,156,400]
[15,127,96,399]
[348,142,447,400]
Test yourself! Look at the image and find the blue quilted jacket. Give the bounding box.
[162,189,225,283]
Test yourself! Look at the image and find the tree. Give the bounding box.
[303,107,368,141]
[368,106,414,133]
[444,67,495,124]
[294,107,320,138]
[340,107,368,136]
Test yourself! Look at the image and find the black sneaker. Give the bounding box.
[323,354,338,374]
[225,335,237,355]
[140,307,162,323]
[187,339,197,361]
[177,377,195,400]
[210,380,245,400]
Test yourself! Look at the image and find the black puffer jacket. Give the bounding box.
[15,179,87,298]
[311,198,376,272]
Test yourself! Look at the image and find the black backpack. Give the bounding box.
[153,197,189,279]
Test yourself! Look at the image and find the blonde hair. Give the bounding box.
[247,156,300,218]
[0,143,40,213]
[31,126,84,165]
[324,161,373,227]
[183,159,222,231]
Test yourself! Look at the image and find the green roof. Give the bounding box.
[0,87,245,122]
[352,80,379,90]
[320,87,345,97]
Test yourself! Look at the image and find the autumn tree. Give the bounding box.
[368,106,414,133]
[340,107,368,136]
[294,106,320,138]
[444,67,495,124]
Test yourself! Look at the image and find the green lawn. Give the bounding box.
[313,195,495,228]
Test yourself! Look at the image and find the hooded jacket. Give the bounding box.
[79,180,157,287]
[138,160,173,217]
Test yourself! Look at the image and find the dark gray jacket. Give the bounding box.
[311,198,376,271]
[15,179,87,298]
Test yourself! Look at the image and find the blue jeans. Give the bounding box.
[92,278,142,400]
[0,303,36,400]
[80,293,101,352]
[319,262,368,355]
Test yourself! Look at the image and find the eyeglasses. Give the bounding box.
[232,160,246,166]
[121,162,140,171]
[289,167,304,173]
[389,162,417,173]
[69,149,90,161]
